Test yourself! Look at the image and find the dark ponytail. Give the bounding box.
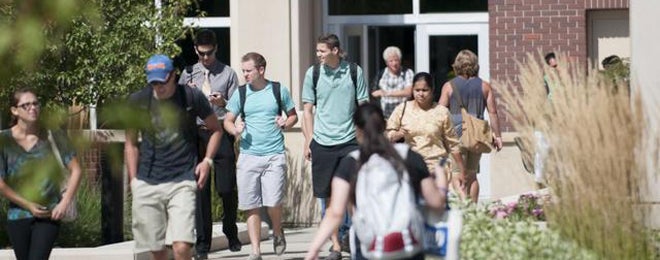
[353,103,407,175]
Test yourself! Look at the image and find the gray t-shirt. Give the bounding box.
[178,61,239,123]
[128,85,213,184]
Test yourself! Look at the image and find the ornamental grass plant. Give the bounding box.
[494,53,657,259]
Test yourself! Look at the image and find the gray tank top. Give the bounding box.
[449,76,485,136]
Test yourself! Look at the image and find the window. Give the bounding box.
[420,0,487,13]
[186,0,229,17]
[329,0,411,15]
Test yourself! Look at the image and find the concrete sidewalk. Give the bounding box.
[208,227,350,260]
[0,222,271,260]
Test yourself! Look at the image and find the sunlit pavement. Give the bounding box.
[208,227,350,260]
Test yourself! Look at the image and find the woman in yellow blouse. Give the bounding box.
[387,72,466,184]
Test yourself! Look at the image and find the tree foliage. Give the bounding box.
[1,0,199,127]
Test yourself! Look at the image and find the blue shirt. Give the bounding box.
[0,129,75,220]
[302,61,369,146]
[227,82,296,156]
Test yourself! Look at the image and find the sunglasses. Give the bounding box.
[196,48,216,57]
[15,101,40,110]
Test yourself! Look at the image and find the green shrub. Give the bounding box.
[55,179,103,247]
[457,201,596,260]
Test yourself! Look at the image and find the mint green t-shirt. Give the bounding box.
[301,61,369,146]
[227,82,296,156]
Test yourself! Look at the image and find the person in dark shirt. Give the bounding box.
[125,54,222,260]
[304,103,448,260]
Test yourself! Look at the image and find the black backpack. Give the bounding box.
[133,84,198,140]
[238,81,286,119]
[312,62,358,106]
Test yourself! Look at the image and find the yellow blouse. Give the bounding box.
[386,101,460,171]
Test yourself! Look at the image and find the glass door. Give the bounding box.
[415,22,492,200]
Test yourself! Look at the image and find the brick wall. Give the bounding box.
[489,0,629,131]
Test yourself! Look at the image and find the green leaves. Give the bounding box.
[1,0,199,128]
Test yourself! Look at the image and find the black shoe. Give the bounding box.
[340,233,351,253]
[228,238,242,252]
[194,253,208,260]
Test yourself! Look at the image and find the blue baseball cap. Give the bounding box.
[145,54,174,83]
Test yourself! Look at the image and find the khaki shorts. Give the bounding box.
[450,148,482,174]
[131,179,197,251]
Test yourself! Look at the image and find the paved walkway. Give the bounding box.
[208,227,349,260]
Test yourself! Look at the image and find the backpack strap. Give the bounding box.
[313,62,359,107]
[238,81,284,119]
[312,64,320,105]
[238,84,247,119]
[271,81,285,116]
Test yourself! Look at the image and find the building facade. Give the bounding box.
[178,0,633,222]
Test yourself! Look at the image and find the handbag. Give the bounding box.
[422,209,462,259]
[393,101,408,143]
[47,130,78,222]
[450,81,494,154]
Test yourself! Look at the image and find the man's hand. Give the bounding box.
[194,161,210,189]
[234,121,245,136]
[275,115,286,129]
[209,92,226,107]
[304,142,312,161]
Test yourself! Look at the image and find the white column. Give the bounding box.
[630,0,660,229]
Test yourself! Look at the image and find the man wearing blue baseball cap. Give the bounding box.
[125,54,223,260]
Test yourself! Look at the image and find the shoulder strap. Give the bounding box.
[399,101,407,126]
[350,62,358,89]
[312,64,320,105]
[47,130,66,170]
[449,80,466,109]
[238,84,247,119]
[350,62,359,107]
[271,81,284,116]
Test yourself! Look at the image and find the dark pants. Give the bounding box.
[310,139,358,243]
[6,217,60,260]
[196,129,239,254]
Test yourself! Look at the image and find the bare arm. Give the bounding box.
[279,109,299,130]
[305,178,350,260]
[124,129,139,182]
[438,82,452,107]
[483,81,503,150]
[194,114,223,189]
[373,86,412,98]
[302,103,314,161]
[51,157,82,220]
[223,112,242,137]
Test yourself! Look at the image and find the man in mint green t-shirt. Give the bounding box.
[301,34,369,258]
[225,52,297,260]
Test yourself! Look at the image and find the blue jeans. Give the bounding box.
[319,198,351,240]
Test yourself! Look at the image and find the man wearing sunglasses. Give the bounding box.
[178,29,241,259]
